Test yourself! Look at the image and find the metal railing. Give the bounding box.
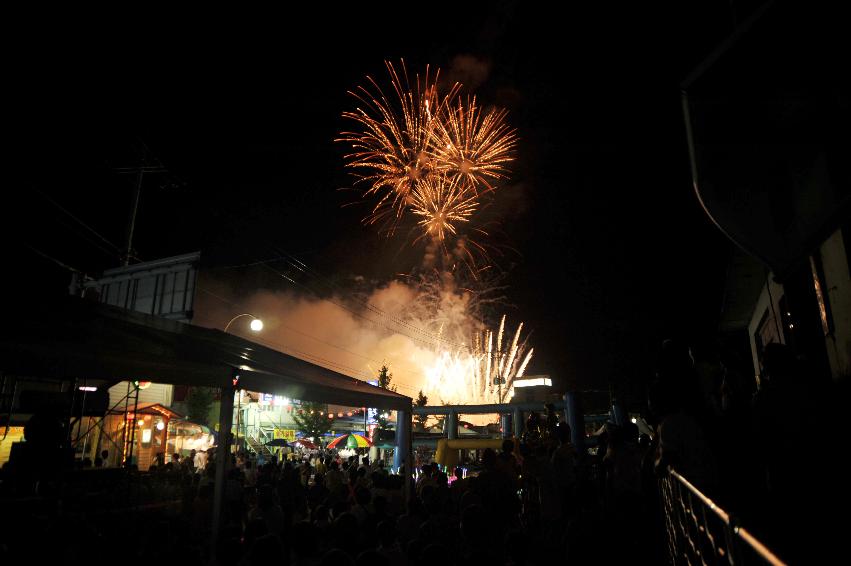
[660,467,786,566]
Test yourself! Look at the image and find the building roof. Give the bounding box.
[107,402,183,419]
[0,297,412,411]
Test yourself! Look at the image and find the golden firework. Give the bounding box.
[432,95,517,195]
[338,60,459,232]
[409,174,477,244]
[423,314,534,405]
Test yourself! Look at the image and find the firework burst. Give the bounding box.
[432,95,517,195]
[338,60,459,233]
[409,173,478,244]
[338,61,536,407]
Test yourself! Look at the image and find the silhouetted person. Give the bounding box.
[551,421,578,518]
[651,339,718,494]
[751,342,836,562]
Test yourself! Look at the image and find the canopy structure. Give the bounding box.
[0,296,412,411]
[1,296,414,537]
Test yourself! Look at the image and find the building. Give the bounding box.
[510,375,555,403]
[683,2,850,385]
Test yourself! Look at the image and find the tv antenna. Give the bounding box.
[113,139,168,266]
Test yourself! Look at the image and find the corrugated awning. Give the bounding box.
[0,297,412,411]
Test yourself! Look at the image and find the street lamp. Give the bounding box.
[222,313,263,457]
[224,313,264,334]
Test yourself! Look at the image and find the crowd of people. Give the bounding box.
[149,423,664,565]
[2,338,847,564]
[0,417,667,565]
[646,339,848,563]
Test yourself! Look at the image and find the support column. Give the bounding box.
[392,408,412,504]
[512,408,524,438]
[446,411,458,440]
[393,409,410,470]
[500,413,512,438]
[611,399,627,427]
[564,392,584,453]
[212,384,234,543]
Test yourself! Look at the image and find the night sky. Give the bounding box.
[7,2,743,401]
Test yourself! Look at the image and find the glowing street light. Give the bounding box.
[223,313,263,456]
[224,313,264,334]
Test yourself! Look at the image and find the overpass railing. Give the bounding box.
[660,467,786,566]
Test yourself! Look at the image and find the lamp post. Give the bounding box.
[223,313,263,456]
[224,313,264,334]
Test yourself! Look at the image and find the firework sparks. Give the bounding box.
[432,95,517,195]
[338,60,459,232]
[423,314,533,405]
[409,173,478,244]
[337,61,536,409]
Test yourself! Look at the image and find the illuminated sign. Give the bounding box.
[513,377,552,388]
[274,428,296,441]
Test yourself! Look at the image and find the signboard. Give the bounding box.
[1,426,25,438]
[274,428,296,441]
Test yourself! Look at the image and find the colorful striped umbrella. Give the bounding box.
[327,433,372,449]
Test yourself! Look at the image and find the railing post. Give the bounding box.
[564,392,584,453]
[611,398,627,426]
[500,413,512,438]
[512,408,524,438]
[447,411,458,440]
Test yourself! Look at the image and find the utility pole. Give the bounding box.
[113,139,167,266]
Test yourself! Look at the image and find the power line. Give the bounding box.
[267,248,472,351]
[204,246,472,351]
[24,244,79,273]
[197,284,425,389]
[33,189,123,254]
[53,217,122,260]
[260,261,451,352]
[206,257,287,271]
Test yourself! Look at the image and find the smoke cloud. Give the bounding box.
[446,54,492,91]
[195,272,462,400]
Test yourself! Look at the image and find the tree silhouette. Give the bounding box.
[376,365,396,432]
[292,402,332,445]
[186,387,214,427]
[414,390,430,430]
